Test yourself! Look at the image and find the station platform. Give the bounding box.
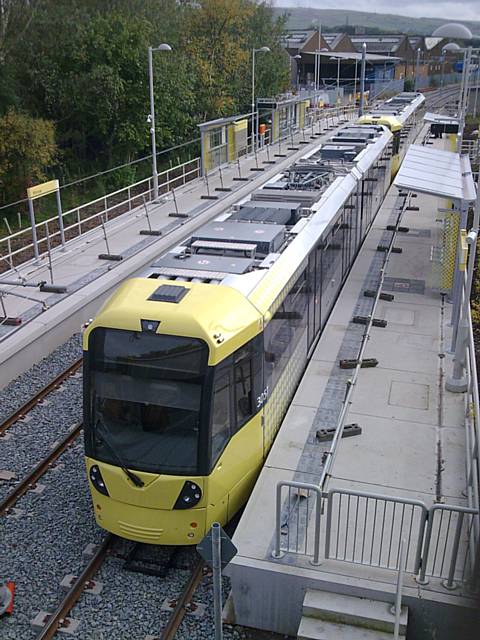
[0,113,352,389]
[227,133,479,639]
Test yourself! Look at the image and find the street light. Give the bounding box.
[148,43,172,201]
[292,54,302,89]
[414,47,421,91]
[441,42,461,88]
[330,55,341,104]
[252,46,270,151]
[359,43,367,116]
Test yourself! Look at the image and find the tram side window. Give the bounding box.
[234,347,252,428]
[211,369,231,464]
[264,270,308,389]
[233,337,263,430]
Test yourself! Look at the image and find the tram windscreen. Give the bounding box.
[87,328,208,475]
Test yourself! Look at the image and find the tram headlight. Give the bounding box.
[173,481,202,510]
[89,465,109,496]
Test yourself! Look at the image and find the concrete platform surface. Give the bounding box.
[0,114,352,388]
[298,618,404,640]
[227,131,478,639]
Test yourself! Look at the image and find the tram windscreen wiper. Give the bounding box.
[95,420,145,487]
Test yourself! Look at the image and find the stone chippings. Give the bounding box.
[0,445,102,640]
[0,335,263,639]
[0,372,83,503]
[0,333,82,423]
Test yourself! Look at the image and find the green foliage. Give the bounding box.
[0,109,57,203]
[0,0,289,210]
[404,79,414,92]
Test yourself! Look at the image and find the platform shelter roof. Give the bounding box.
[393,144,476,203]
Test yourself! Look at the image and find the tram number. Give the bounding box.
[256,387,269,409]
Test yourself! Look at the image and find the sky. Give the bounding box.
[272,0,480,21]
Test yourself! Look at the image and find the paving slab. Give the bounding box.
[229,129,473,637]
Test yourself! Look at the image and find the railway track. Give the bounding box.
[0,357,82,437]
[35,534,114,640]
[33,538,206,640]
[0,421,82,516]
[158,557,206,640]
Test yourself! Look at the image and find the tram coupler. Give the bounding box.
[352,316,387,328]
[377,245,403,253]
[339,358,378,369]
[363,290,394,301]
[386,225,410,233]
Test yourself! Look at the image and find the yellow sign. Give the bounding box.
[233,119,247,131]
[27,179,59,200]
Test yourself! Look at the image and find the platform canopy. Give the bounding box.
[393,144,476,203]
[423,112,459,126]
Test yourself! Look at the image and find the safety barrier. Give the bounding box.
[0,105,357,275]
[0,157,200,272]
[273,483,478,591]
[325,489,427,574]
[272,187,480,593]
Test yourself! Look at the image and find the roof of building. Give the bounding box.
[350,35,407,54]
[282,30,316,49]
[323,33,345,49]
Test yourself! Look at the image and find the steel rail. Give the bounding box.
[0,422,82,516]
[159,558,205,640]
[0,358,82,436]
[35,533,114,640]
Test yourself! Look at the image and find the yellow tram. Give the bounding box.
[83,94,425,546]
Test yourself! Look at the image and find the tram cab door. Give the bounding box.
[207,344,263,523]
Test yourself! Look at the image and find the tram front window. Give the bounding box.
[87,328,208,475]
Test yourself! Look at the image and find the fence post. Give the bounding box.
[7,238,13,270]
[27,198,40,262]
[392,538,406,640]
[272,483,285,559]
[442,512,465,590]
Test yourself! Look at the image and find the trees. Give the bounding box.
[0,109,57,203]
[0,0,289,209]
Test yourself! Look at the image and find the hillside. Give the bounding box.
[272,7,480,36]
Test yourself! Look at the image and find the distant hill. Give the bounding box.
[272,7,480,37]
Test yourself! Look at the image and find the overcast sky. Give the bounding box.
[273,0,479,21]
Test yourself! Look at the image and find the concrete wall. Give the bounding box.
[227,559,480,638]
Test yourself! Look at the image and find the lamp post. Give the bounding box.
[148,43,172,202]
[292,54,302,89]
[329,56,341,104]
[252,46,270,152]
[414,47,421,91]
[354,56,358,107]
[359,43,367,116]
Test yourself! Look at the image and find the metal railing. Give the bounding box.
[272,481,322,565]
[0,157,201,273]
[273,197,411,563]
[1,104,357,275]
[418,503,478,589]
[393,538,406,640]
[272,188,480,593]
[324,489,427,574]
